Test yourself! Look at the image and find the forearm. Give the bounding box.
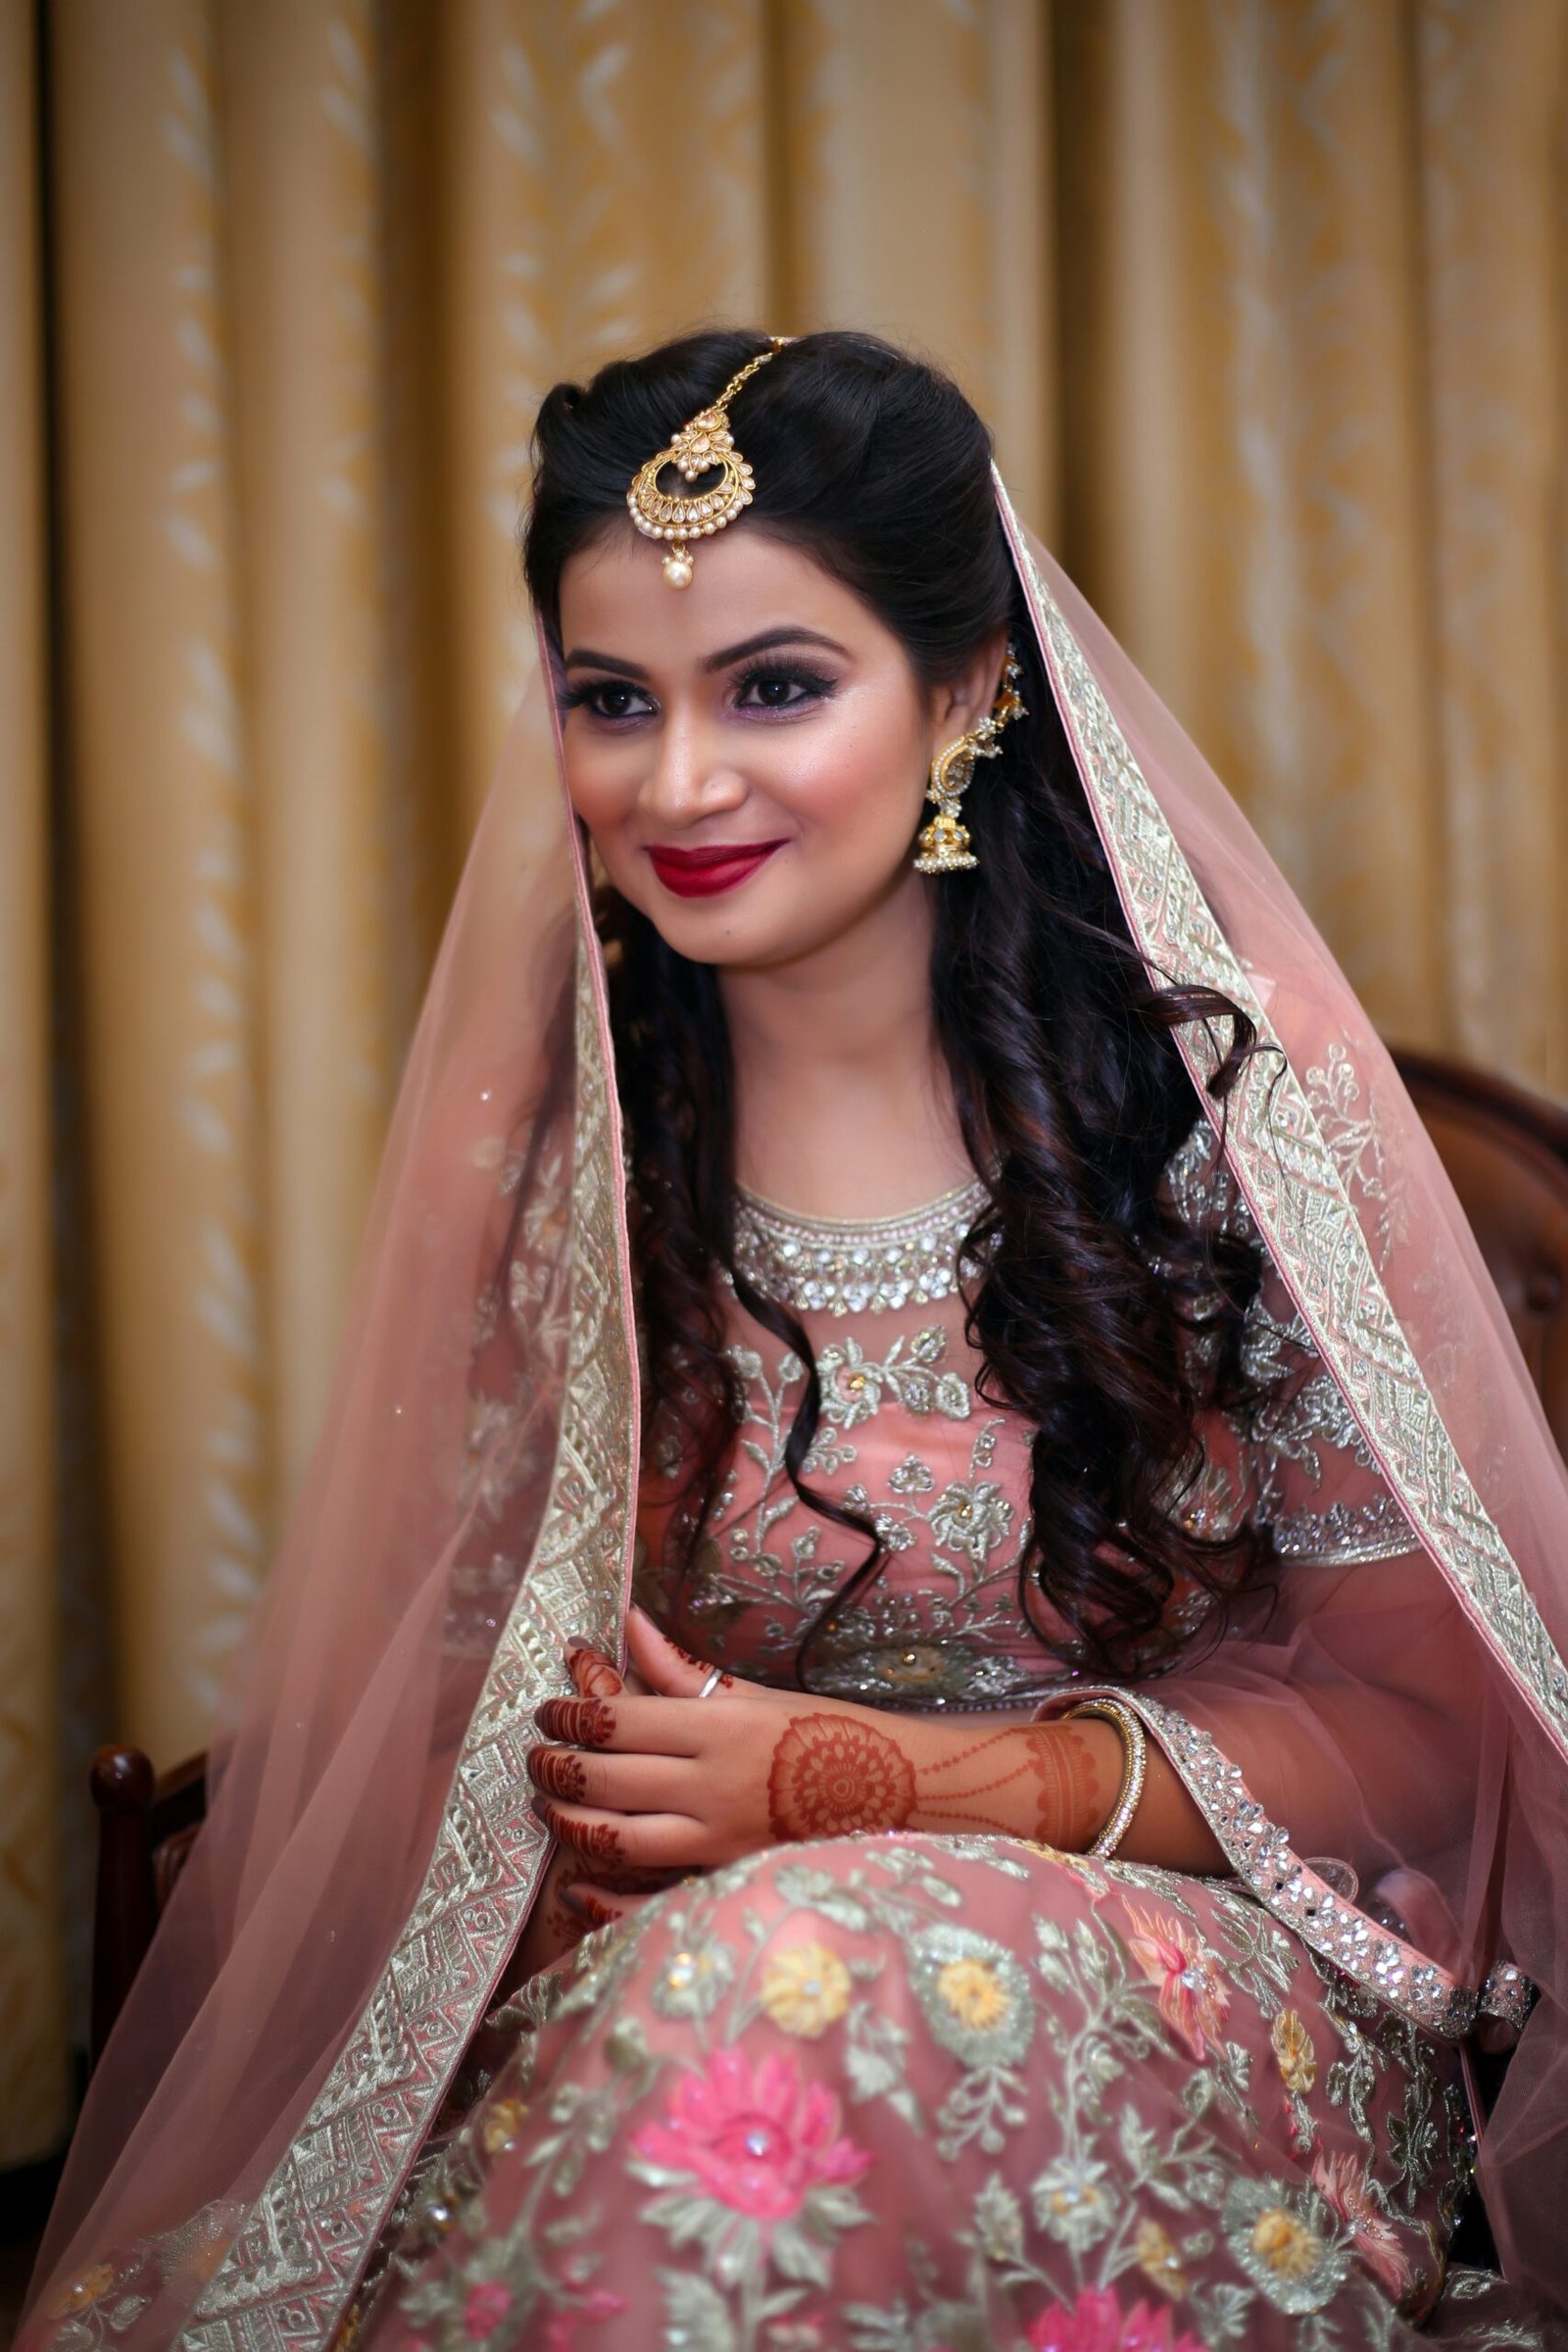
[526,1613,1231,1883]
[913,1706,1224,1872]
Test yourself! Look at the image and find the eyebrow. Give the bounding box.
[561,626,853,677]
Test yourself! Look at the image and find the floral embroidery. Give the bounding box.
[1030,2153,1117,2252]
[1271,2008,1318,2095]
[1220,2177,1349,2314]
[1026,2285,1210,2352]
[1310,2151,1413,2303]
[313,1834,1466,2352]
[650,1940,734,2020]
[460,2282,511,2340]
[928,1478,1013,1563]
[1122,1903,1232,2063]
[759,1941,853,2038]
[477,2097,527,2157]
[631,2046,873,2225]
[1132,2216,1189,2299]
[937,1954,1015,2032]
[640,1118,1423,1726]
[908,1923,1036,2072]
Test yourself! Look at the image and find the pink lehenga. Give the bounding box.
[22,491,1568,2352]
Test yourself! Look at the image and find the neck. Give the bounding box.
[720,870,971,1218]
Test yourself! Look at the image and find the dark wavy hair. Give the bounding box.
[522,327,1274,1682]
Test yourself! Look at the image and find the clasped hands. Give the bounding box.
[524,1605,1117,1944]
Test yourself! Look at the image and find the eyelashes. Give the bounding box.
[561,663,838,725]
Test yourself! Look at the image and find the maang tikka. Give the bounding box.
[914,645,1027,874]
[627,337,790,588]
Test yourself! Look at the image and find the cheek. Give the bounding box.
[777,703,927,855]
[562,733,634,832]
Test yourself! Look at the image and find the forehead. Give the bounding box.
[557,520,887,666]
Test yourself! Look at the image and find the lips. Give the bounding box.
[647,840,787,898]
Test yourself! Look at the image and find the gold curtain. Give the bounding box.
[2,0,1565,2171]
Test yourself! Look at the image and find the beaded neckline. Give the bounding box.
[729,1173,991,1317]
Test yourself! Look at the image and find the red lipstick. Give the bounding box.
[647,840,787,898]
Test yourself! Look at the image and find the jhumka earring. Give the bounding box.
[626,336,790,588]
[913,645,1027,874]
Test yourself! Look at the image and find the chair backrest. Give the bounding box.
[1393,1048,1568,1460]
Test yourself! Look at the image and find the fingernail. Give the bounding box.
[557,1884,588,1917]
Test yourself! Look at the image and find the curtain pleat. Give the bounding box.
[0,0,68,2166]
[5,0,1567,2170]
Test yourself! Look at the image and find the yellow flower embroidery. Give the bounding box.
[1271,2008,1318,2095]
[1135,2216,1188,2298]
[48,2263,119,2318]
[760,1939,852,2037]
[936,1955,1011,2031]
[481,2093,529,2154]
[1252,2206,1326,2280]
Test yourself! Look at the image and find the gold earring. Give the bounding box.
[913,645,1027,875]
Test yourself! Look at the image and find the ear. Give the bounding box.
[928,626,1010,741]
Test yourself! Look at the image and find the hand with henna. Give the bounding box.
[511,1634,680,1979]
[521,1605,1198,1894]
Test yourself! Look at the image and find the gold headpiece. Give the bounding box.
[626,337,789,588]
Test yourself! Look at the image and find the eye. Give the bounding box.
[732,665,836,712]
[565,679,655,724]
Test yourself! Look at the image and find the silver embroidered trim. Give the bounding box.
[178,944,640,2351]
[729,1175,991,1316]
[996,472,1568,1759]
[1268,1492,1421,1566]
[1477,1961,1537,2033]
[1053,1685,1524,2042]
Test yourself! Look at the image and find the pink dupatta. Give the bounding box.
[24,484,1568,2345]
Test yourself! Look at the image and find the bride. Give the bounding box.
[24,331,1568,2352]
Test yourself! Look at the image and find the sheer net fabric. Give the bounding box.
[21,498,1568,2348]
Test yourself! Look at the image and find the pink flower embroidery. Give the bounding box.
[1028,2285,1208,2352]
[463,2281,513,2340]
[540,2297,626,2352]
[1310,2152,1413,2302]
[1122,1903,1232,2062]
[632,2045,871,2224]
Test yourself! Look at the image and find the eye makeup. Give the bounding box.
[560,659,838,725]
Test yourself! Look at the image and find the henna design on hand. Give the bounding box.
[766,1713,917,1841]
[535,1798,626,1866]
[665,1636,734,1690]
[562,1886,623,1929]
[535,1697,617,1748]
[542,1899,580,1946]
[526,1746,589,1801]
[566,1643,624,1700]
[897,1720,1108,1846]
[1021,1723,1105,1849]
[571,1820,626,1865]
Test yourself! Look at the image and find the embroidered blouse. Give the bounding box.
[633,1118,1421,1716]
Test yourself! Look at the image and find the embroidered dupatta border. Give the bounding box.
[178,938,640,2352]
[995,472,1568,1771]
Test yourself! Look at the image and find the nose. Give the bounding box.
[640,705,746,830]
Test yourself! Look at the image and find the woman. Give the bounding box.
[24,331,1568,2352]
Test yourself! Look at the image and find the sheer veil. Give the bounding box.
[24,481,1568,2347]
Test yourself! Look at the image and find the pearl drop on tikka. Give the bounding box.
[662,550,694,589]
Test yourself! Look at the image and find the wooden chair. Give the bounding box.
[1392,1048,1568,1455]
[87,1745,206,2072]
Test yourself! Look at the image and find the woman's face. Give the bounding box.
[556,523,997,970]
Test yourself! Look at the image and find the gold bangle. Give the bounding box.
[1065,1696,1148,1859]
